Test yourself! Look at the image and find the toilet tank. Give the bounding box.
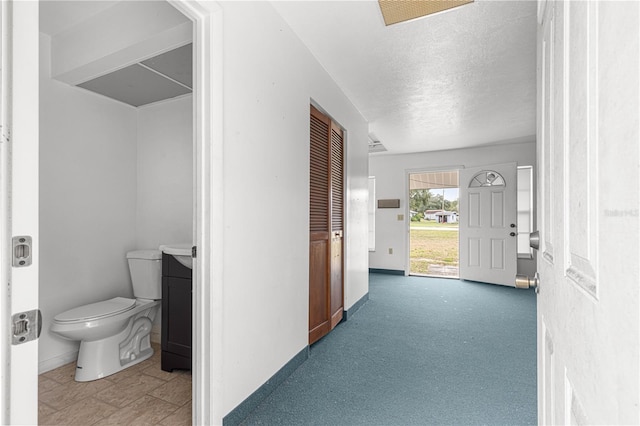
[126,249,162,300]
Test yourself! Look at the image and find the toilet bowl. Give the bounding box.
[51,250,163,382]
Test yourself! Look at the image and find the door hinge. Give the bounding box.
[11,309,42,345]
[192,246,197,258]
[12,236,32,267]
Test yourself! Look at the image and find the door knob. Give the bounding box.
[515,272,539,293]
[509,232,516,237]
[529,230,540,250]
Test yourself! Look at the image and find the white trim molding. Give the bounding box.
[167,1,224,424]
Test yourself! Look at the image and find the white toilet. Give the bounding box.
[51,249,162,382]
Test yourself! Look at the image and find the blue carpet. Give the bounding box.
[241,273,537,425]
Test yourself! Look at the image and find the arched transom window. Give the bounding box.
[469,170,505,187]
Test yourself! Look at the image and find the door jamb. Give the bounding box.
[167,1,224,424]
[0,1,11,421]
[1,1,40,423]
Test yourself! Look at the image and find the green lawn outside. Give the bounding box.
[409,219,459,228]
[410,227,459,275]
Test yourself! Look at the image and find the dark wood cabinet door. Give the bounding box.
[161,253,192,372]
[162,277,192,357]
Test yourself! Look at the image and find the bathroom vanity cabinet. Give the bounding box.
[161,253,192,372]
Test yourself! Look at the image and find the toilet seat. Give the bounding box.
[54,297,136,323]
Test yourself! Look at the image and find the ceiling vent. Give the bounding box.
[368,139,387,153]
[77,43,192,107]
[378,0,473,26]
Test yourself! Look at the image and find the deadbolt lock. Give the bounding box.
[529,231,540,250]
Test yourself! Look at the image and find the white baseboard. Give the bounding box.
[39,350,78,374]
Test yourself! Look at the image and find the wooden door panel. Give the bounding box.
[309,239,330,343]
[330,237,343,328]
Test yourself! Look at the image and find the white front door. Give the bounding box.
[0,1,40,424]
[459,163,517,286]
[537,0,639,423]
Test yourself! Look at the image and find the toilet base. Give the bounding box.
[74,304,159,382]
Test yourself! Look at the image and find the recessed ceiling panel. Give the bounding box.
[378,0,474,26]
[141,43,193,88]
[78,64,191,107]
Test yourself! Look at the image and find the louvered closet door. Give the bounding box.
[329,122,344,328]
[309,106,331,344]
[309,105,344,344]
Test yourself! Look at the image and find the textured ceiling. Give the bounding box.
[272,0,537,154]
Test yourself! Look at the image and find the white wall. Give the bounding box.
[218,2,369,418]
[369,141,537,276]
[39,33,138,372]
[136,95,193,250]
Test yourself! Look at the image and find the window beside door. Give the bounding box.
[368,176,376,252]
[517,166,534,259]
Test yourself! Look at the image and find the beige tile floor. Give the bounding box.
[39,344,191,425]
